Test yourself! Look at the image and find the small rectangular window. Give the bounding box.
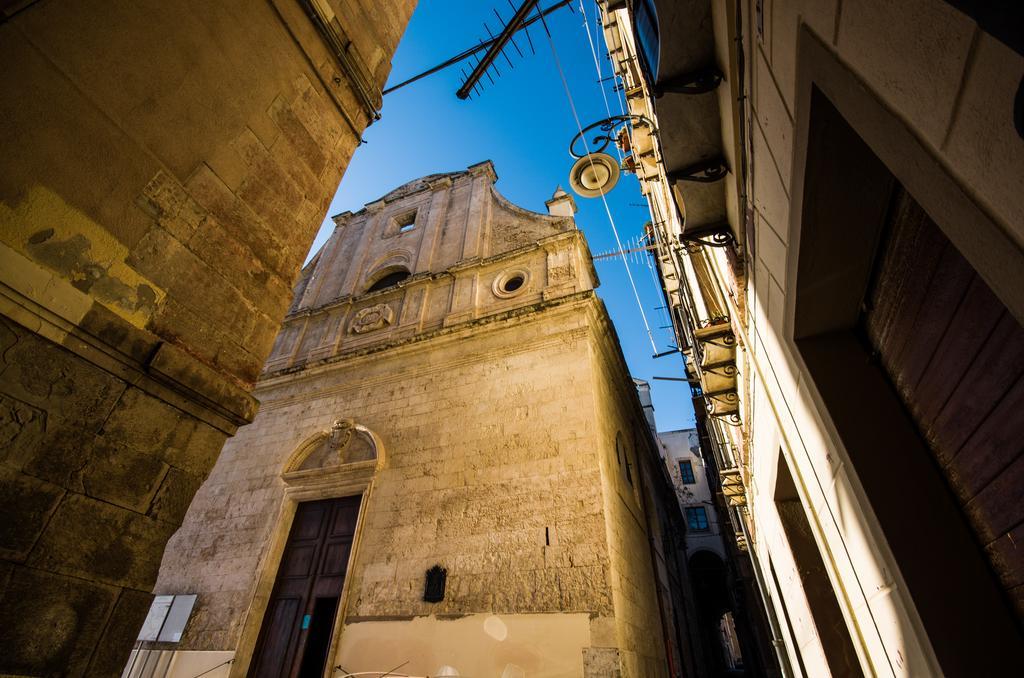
[396,210,416,233]
[686,506,709,531]
[678,460,696,484]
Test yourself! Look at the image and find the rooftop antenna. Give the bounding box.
[382,0,572,97]
[457,0,539,99]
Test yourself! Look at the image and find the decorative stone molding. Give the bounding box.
[734,531,749,552]
[0,243,257,432]
[363,250,413,285]
[282,419,385,498]
[427,176,453,191]
[466,159,498,183]
[492,268,530,299]
[719,467,747,507]
[349,303,394,334]
[693,318,740,424]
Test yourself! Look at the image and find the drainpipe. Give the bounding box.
[732,0,751,253]
[736,509,795,677]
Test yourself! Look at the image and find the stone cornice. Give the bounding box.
[0,244,258,432]
[283,229,590,321]
[466,159,498,183]
[257,290,600,394]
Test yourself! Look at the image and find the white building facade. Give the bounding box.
[659,429,725,562]
[600,1,1024,676]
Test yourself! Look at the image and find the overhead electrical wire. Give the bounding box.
[579,2,678,339]
[578,0,671,332]
[577,0,623,163]
[536,4,657,352]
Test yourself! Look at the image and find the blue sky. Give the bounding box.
[307,0,694,432]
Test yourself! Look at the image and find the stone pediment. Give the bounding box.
[487,186,575,256]
[284,419,382,480]
[376,171,462,204]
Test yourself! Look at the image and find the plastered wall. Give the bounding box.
[737,1,1024,676]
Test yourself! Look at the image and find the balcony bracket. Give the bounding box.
[654,67,723,97]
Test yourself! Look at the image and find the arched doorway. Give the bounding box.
[689,550,744,676]
[240,419,385,678]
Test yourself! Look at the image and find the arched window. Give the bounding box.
[366,268,410,293]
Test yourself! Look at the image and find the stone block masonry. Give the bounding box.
[0,0,416,674]
[158,295,666,676]
[150,167,676,676]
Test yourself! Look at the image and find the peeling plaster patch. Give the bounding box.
[0,186,165,328]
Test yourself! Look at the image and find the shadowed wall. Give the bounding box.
[0,1,415,674]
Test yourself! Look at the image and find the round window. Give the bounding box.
[493,269,529,298]
[502,275,524,293]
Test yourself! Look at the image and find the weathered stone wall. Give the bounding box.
[0,315,230,675]
[264,163,593,371]
[0,1,415,674]
[340,314,609,623]
[157,293,674,676]
[149,169,679,676]
[157,298,606,644]
[588,320,672,678]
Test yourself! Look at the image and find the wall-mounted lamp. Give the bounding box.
[568,114,735,249]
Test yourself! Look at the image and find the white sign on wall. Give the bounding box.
[136,594,197,643]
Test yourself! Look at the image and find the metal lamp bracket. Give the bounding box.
[667,158,729,184]
[569,114,658,159]
[654,67,723,97]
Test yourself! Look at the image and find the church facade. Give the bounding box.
[139,162,695,677]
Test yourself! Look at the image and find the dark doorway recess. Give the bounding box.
[791,86,1024,675]
[249,496,361,678]
[689,550,732,675]
[689,550,758,677]
[297,596,339,678]
[774,455,862,677]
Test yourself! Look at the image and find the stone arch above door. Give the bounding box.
[282,419,385,494]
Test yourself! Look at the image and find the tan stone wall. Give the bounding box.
[587,320,671,678]
[156,296,631,667]
[0,1,415,674]
[264,164,594,372]
[0,315,232,675]
[341,315,609,622]
[151,165,676,675]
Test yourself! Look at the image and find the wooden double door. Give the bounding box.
[249,496,361,678]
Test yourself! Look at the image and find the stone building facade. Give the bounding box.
[0,1,415,674]
[660,429,725,561]
[140,164,693,677]
[602,1,1024,676]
